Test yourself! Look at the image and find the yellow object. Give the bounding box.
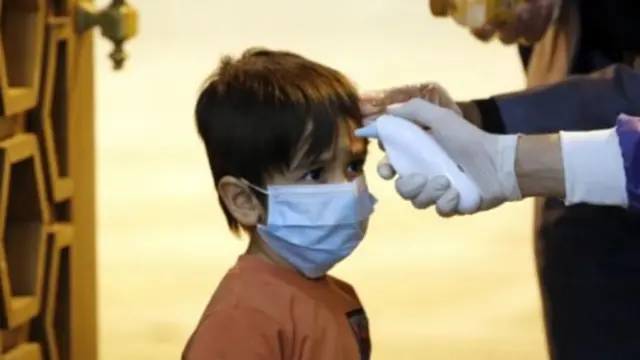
[430,0,526,28]
[0,0,134,358]
[75,0,139,70]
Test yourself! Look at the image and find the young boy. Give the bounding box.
[182,48,376,360]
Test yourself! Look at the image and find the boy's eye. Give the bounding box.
[301,167,324,182]
[347,159,365,175]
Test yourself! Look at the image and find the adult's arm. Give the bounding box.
[460,65,640,134]
[515,114,640,210]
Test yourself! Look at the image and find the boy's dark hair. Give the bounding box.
[195,48,364,235]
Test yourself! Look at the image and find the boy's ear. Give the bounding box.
[217,176,263,227]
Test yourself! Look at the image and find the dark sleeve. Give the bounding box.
[472,64,640,134]
[183,308,282,360]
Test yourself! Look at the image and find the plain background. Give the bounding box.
[93,0,546,358]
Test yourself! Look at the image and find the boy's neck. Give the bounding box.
[245,232,329,281]
[246,232,295,270]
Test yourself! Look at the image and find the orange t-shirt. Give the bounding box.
[182,254,371,360]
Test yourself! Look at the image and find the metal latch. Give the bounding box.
[75,0,138,70]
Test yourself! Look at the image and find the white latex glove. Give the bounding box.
[361,82,462,179]
[378,98,522,216]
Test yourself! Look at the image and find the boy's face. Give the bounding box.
[267,119,371,233]
[217,119,371,234]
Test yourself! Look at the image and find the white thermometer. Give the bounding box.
[355,114,481,213]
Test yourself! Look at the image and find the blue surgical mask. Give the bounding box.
[248,176,377,278]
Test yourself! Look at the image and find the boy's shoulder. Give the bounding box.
[327,275,361,300]
[204,255,300,315]
[183,256,367,359]
[206,255,361,315]
[199,255,364,333]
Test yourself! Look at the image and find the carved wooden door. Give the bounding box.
[0,0,137,359]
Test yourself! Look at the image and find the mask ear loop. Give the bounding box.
[240,179,269,224]
[240,178,268,194]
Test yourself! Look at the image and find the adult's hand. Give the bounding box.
[361,82,461,118]
[431,0,562,45]
[365,98,523,215]
[360,83,464,182]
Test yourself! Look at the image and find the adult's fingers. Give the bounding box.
[435,187,462,216]
[377,155,396,180]
[361,84,433,112]
[359,96,384,117]
[360,104,382,117]
[382,85,428,106]
[360,89,409,117]
[422,83,462,115]
[411,175,450,209]
[362,83,460,124]
[395,174,428,200]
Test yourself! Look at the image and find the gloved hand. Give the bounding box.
[360,82,461,187]
[373,98,523,216]
[361,82,461,118]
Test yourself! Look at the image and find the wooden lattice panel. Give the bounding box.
[29,17,73,203]
[0,134,49,328]
[0,0,47,116]
[0,1,80,359]
[5,342,43,360]
[30,224,72,360]
[0,134,48,359]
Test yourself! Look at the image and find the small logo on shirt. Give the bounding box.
[346,308,371,360]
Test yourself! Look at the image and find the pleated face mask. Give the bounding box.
[248,176,377,278]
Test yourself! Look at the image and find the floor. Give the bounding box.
[94,0,547,358]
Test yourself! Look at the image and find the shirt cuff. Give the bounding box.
[560,127,628,207]
[615,114,640,210]
[472,98,506,134]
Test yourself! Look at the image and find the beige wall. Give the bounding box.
[93,0,545,358]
